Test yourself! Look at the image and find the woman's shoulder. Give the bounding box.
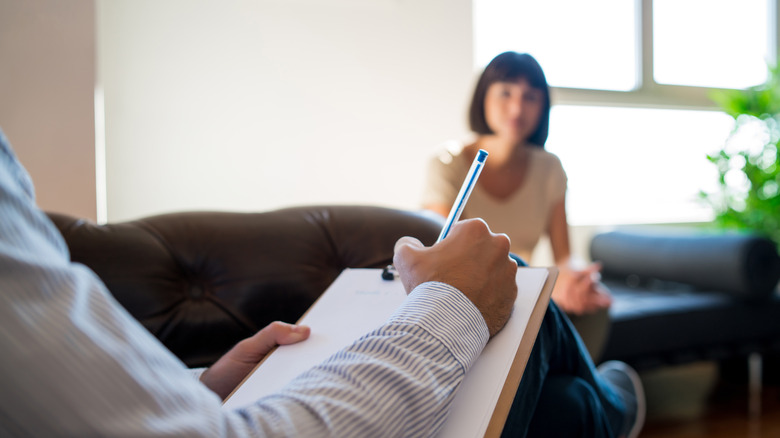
[528,147,564,168]
[424,140,472,195]
[528,147,567,189]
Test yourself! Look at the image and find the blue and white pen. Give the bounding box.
[436,149,488,242]
[381,149,488,281]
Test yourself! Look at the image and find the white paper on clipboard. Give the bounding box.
[223,267,549,438]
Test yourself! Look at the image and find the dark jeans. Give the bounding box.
[501,301,626,438]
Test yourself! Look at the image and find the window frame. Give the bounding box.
[551,0,780,110]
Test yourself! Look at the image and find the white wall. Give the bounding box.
[99,0,476,222]
[0,0,96,221]
[0,1,642,265]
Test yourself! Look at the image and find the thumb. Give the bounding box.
[256,321,310,348]
[393,236,425,269]
[236,322,311,363]
[394,236,424,255]
[393,236,426,294]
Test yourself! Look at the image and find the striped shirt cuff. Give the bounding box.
[388,281,489,373]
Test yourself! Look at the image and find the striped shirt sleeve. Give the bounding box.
[0,128,490,438]
[231,283,489,437]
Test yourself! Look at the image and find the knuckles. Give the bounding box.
[456,218,491,238]
[456,219,512,255]
[493,232,512,255]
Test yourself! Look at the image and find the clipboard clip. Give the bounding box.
[381,265,397,281]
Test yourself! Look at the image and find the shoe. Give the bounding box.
[597,360,646,438]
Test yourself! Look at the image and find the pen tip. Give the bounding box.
[477,149,488,162]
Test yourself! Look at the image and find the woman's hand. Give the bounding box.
[546,198,611,315]
[200,321,311,400]
[552,262,612,315]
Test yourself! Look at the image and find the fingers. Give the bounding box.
[571,263,606,293]
[577,290,609,314]
[553,265,612,315]
[237,322,311,362]
[441,219,517,338]
[256,321,310,347]
[392,219,517,338]
[592,282,613,307]
[200,321,310,399]
[580,283,612,313]
[449,219,513,263]
[588,261,603,273]
[584,262,603,282]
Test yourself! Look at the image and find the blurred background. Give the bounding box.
[1,0,777,256]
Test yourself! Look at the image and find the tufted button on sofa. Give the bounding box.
[47,205,443,368]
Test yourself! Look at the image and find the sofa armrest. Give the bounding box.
[590,229,780,299]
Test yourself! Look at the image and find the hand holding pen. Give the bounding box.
[382,149,491,281]
[393,218,517,338]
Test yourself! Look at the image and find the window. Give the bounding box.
[653,0,770,89]
[473,0,637,91]
[473,0,778,225]
[546,106,733,225]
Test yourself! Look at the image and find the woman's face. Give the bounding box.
[483,78,545,144]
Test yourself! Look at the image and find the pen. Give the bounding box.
[436,149,488,242]
[381,149,488,281]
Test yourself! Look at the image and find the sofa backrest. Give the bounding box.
[47,205,443,368]
[590,229,780,299]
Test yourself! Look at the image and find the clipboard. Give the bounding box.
[223,267,557,437]
[484,266,556,436]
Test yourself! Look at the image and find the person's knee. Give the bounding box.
[528,376,606,438]
[555,376,601,431]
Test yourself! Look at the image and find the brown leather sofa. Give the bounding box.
[47,205,443,368]
[47,206,780,381]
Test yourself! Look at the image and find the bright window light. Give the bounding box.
[654,0,769,89]
[472,0,776,226]
[473,0,637,91]
[546,106,735,226]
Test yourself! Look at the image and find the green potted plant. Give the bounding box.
[700,64,780,249]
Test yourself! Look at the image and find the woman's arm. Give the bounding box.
[547,198,572,265]
[547,198,612,315]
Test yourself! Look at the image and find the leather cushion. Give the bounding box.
[47,205,442,367]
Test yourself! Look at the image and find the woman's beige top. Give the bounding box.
[422,142,567,263]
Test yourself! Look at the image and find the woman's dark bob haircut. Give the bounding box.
[468,52,551,147]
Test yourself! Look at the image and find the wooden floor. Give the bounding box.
[637,362,780,438]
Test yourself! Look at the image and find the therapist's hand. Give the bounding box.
[393,218,517,338]
[200,321,310,400]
